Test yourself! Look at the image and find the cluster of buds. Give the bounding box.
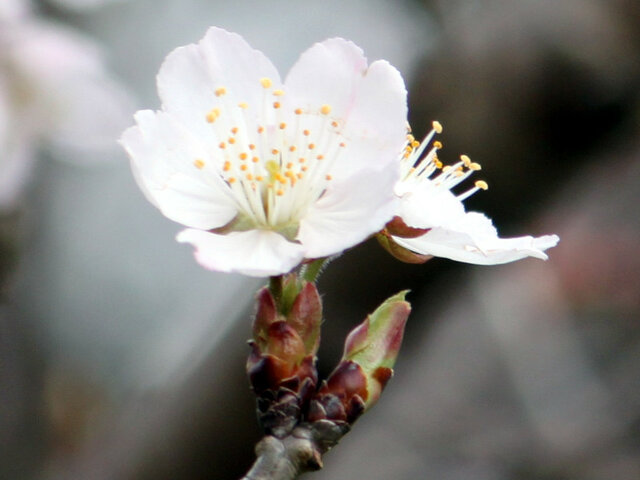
[247,275,322,437]
[247,275,410,440]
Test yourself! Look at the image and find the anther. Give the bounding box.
[252,157,259,163]
[433,141,443,149]
[249,144,256,150]
[193,159,205,169]
[289,146,296,152]
[228,177,237,184]
[273,102,281,109]
[460,154,471,167]
[273,89,285,96]
[279,122,286,129]
[257,126,265,133]
[238,102,248,109]
[271,148,279,155]
[320,104,332,115]
[260,78,272,88]
[240,164,248,171]
[231,127,239,134]
[325,174,332,180]
[223,161,231,172]
[339,142,346,147]
[215,87,227,97]
[308,143,315,150]
[432,120,443,134]
[316,154,324,160]
[239,153,248,160]
[228,137,236,144]
[331,121,339,128]
[303,129,310,136]
[205,108,220,123]
[295,108,303,115]
[469,162,482,171]
[219,142,226,149]
[475,180,489,190]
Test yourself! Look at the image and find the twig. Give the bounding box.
[240,422,348,480]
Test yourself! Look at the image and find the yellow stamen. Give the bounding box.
[475,180,489,190]
[260,78,272,88]
[193,159,205,169]
[215,87,227,97]
[320,104,332,115]
[432,120,443,134]
[205,108,220,123]
[273,89,285,96]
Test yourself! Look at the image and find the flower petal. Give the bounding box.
[397,181,466,229]
[157,26,281,146]
[285,39,407,179]
[394,212,560,265]
[298,164,399,258]
[177,229,305,277]
[121,109,237,230]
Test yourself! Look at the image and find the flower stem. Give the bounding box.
[240,422,348,480]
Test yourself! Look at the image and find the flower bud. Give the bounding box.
[247,278,323,436]
[309,291,411,424]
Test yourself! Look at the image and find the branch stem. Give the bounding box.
[240,429,321,480]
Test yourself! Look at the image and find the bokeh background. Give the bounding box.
[1,0,639,479]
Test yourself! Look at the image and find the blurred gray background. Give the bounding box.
[1,1,639,479]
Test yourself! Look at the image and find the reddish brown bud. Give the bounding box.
[253,287,282,348]
[287,281,322,355]
[343,291,411,409]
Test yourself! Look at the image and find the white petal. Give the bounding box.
[120,110,237,230]
[394,212,560,265]
[177,229,305,277]
[285,39,407,179]
[285,38,368,120]
[157,27,281,145]
[397,181,466,229]
[298,164,399,258]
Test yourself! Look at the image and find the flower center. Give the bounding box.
[193,77,349,235]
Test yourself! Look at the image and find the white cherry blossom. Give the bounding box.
[121,27,407,277]
[389,122,559,264]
